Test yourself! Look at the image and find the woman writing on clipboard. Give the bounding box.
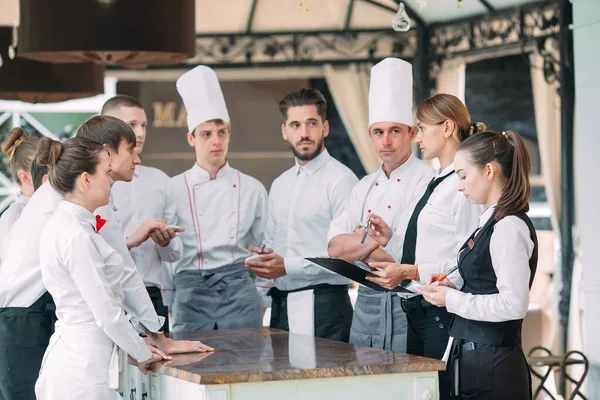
[416,129,538,399]
[365,94,483,399]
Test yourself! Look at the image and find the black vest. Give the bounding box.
[448,210,538,347]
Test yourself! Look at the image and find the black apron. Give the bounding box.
[268,284,353,342]
[0,292,56,400]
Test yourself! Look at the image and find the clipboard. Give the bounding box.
[306,257,413,293]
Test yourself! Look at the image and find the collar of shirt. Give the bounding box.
[14,191,29,205]
[437,162,455,178]
[58,200,96,231]
[190,161,231,182]
[478,204,497,228]
[294,148,331,176]
[376,153,417,181]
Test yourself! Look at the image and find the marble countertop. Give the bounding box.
[151,328,445,385]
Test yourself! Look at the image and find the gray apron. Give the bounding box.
[349,285,407,352]
[172,263,262,332]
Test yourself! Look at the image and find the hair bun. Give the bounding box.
[36,137,64,166]
[469,121,487,135]
[1,128,29,161]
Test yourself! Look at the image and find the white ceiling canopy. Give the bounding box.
[0,0,549,33]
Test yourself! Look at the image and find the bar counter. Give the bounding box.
[126,328,445,400]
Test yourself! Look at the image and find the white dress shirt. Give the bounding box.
[168,162,268,273]
[446,206,535,322]
[0,192,29,261]
[95,196,165,332]
[40,200,151,363]
[0,182,164,332]
[382,163,483,287]
[327,154,435,246]
[263,149,358,292]
[0,183,60,307]
[111,165,181,289]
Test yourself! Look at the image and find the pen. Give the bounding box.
[435,265,459,282]
[259,244,266,254]
[361,213,373,244]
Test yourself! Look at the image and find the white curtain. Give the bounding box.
[323,63,380,174]
[529,51,563,357]
[435,57,466,102]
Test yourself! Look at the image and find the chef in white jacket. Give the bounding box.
[102,94,182,332]
[169,65,268,332]
[327,58,434,352]
[34,136,168,400]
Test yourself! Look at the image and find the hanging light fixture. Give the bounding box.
[0,26,104,103]
[392,3,411,32]
[17,0,196,69]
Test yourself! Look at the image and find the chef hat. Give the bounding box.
[368,58,413,128]
[176,65,231,134]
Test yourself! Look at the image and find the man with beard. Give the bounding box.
[245,88,358,341]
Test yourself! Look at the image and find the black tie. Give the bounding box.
[400,170,455,265]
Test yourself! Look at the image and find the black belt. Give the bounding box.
[400,294,436,312]
[267,283,349,298]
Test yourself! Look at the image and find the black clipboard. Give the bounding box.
[306,257,413,293]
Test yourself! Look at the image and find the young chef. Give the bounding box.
[169,65,268,331]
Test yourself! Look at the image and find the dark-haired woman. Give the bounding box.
[0,128,39,259]
[416,130,538,399]
[365,94,483,399]
[34,137,169,400]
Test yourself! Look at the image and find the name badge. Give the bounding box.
[467,239,475,249]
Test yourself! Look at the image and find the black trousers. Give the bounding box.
[0,292,55,400]
[402,295,453,400]
[269,284,353,342]
[146,286,169,333]
[448,340,532,399]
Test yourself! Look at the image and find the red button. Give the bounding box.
[397,178,400,182]
[387,205,391,209]
[233,184,237,188]
[375,183,379,186]
[367,209,371,213]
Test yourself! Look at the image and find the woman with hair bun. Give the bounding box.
[0,128,40,257]
[34,137,169,400]
[416,129,538,399]
[366,94,484,399]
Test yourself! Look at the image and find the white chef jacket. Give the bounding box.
[327,154,435,247]
[260,149,358,294]
[382,163,483,287]
[111,165,181,289]
[168,162,268,273]
[39,200,151,363]
[446,205,535,322]
[0,192,29,262]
